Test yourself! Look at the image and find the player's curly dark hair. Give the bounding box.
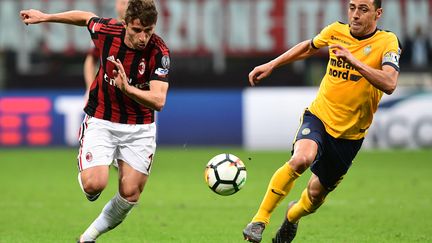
[125,0,158,26]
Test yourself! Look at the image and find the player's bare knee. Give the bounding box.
[307,188,325,206]
[82,177,107,195]
[119,187,141,202]
[288,155,313,173]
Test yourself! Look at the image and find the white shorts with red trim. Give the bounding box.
[77,115,156,175]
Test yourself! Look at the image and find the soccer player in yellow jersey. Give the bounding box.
[243,0,401,242]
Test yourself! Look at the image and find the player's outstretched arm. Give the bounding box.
[248,39,318,86]
[20,9,97,26]
[108,58,168,111]
[330,44,398,95]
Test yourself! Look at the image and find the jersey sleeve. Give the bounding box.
[311,22,336,49]
[382,33,401,72]
[150,50,170,83]
[87,17,117,51]
[87,17,103,50]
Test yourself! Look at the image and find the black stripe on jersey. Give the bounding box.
[99,18,111,25]
[310,39,318,49]
[100,26,123,36]
[115,45,128,123]
[102,36,114,121]
[85,81,99,116]
[129,51,146,124]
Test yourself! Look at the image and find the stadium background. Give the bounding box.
[0,0,431,149]
[0,1,431,242]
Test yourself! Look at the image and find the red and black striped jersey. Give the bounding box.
[84,17,170,124]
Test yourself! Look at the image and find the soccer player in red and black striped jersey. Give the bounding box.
[20,0,170,241]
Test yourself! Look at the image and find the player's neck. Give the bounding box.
[123,36,134,49]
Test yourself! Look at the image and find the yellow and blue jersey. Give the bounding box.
[309,22,401,140]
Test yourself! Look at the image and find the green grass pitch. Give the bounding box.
[1,148,431,242]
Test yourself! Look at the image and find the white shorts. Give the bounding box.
[77,115,156,175]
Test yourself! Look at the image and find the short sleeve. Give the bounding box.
[150,50,170,82]
[87,17,103,49]
[311,23,336,49]
[87,17,103,36]
[382,33,401,72]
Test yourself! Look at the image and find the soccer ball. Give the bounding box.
[204,153,247,196]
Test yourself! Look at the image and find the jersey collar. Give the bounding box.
[349,27,378,41]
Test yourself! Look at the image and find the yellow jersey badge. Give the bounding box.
[363,45,372,56]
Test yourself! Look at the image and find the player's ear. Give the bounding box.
[375,8,382,20]
[122,20,127,28]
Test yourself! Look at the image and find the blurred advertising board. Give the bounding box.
[1,0,430,55]
[0,90,242,147]
[0,91,85,146]
[243,87,432,150]
[1,88,430,149]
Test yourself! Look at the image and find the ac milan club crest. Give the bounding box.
[86,152,93,162]
[138,59,146,75]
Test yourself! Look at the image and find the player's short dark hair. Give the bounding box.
[125,0,158,26]
[373,0,382,9]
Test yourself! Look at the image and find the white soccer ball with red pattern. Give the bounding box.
[204,153,247,196]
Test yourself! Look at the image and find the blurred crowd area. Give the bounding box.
[0,0,431,90]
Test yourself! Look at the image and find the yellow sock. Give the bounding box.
[287,188,324,223]
[252,163,300,224]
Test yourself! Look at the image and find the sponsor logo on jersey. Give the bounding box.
[107,55,115,62]
[155,68,169,77]
[103,73,132,87]
[302,128,311,135]
[331,35,351,46]
[328,57,362,82]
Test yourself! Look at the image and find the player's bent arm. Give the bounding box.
[123,81,169,111]
[20,9,96,26]
[351,60,398,95]
[108,58,168,111]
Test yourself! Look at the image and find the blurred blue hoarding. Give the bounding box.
[0,89,242,147]
[157,90,242,146]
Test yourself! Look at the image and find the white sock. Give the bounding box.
[80,193,136,241]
